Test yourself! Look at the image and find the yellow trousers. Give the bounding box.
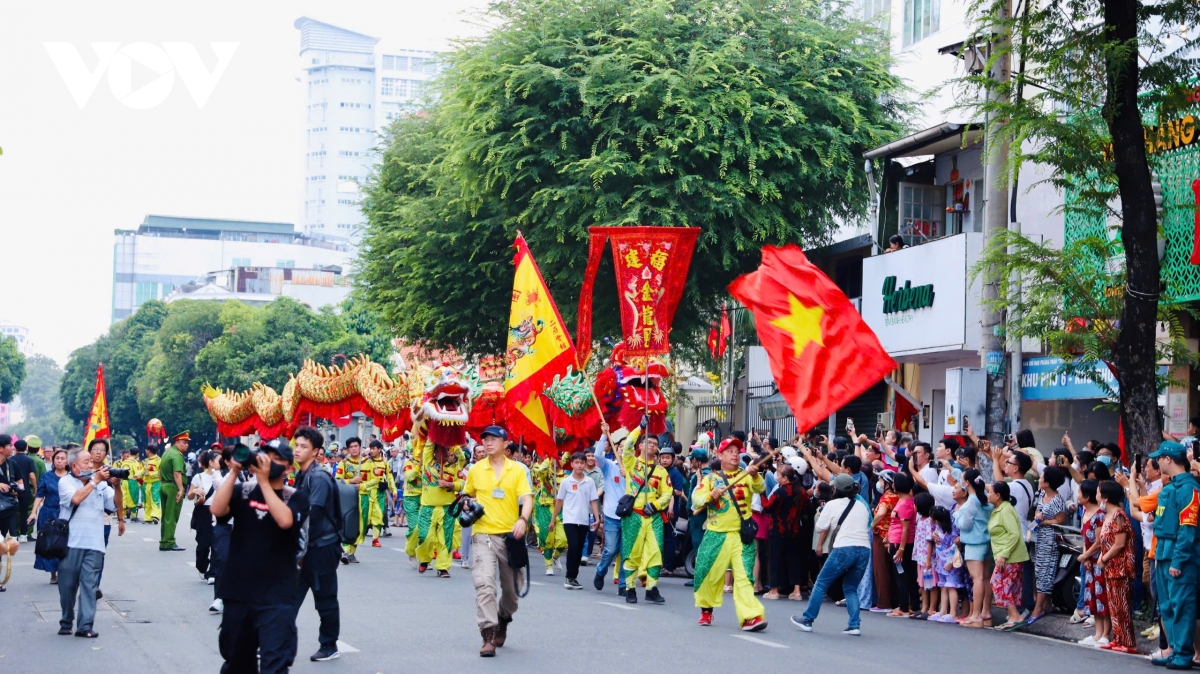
[622,514,663,589]
[416,505,454,571]
[693,530,763,622]
[144,482,161,522]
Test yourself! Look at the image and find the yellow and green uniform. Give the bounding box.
[121,458,143,517]
[139,455,162,523]
[416,442,464,571]
[1154,471,1200,666]
[363,457,391,538]
[531,457,568,569]
[621,442,672,590]
[402,458,424,557]
[691,470,766,622]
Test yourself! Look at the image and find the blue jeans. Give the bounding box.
[801,546,870,629]
[594,516,626,586]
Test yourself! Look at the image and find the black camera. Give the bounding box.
[457,498,486,527]
[107,468,131,480]
[231,443,262,466]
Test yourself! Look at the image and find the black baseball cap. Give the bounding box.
[481,426,508,441]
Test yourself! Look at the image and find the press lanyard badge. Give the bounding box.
[492,488,505,498]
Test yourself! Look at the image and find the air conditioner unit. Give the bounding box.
[877,412,893,428]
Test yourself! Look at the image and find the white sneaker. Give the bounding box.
[460,561,471,569]
[200,571,208,581]
[206,577,215,585]
[209,599,223,613]
[545,567,554,576]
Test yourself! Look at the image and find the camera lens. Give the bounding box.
[107,468,130,480]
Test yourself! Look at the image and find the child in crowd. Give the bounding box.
[912,492,937,619]
[930,505,964,622]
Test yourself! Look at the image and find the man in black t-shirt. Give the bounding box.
[210,441,309,674]
[290,427,341,663]
[9,439,36,540]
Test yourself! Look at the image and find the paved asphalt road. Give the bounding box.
[0,503,1155,672]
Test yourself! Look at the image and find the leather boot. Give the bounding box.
[479,627,496,657]
[493,615,512,647]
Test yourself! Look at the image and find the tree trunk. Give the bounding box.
[1105,0,1161,461]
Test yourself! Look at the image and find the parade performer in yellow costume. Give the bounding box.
[335,437,369,563]
[402,453,423,561]
[691,437,767,631]
[139,445,162,524]
[416,438,464,577]
[531,454,568,574]
[363,440,393,548]
[119,449,143,521]
[620,426,672,604]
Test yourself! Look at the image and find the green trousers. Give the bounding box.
[159,483,181,549]
[1156,561,1197,664]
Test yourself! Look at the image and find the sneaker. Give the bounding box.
[580,556,589,566]
[843,627,861,636]
[545,567,554,576]
[382,530,393,537]
[594,574,605,591]
[348,554,360,564]
[209,598,224,613]
[740,616,767,632]
[698,610,714,626]
[460,561,471,569]
[200,571,208,581]
[565,579,583,590]
[452,550,461,560]
[95,589,103,600]
[408,556,418,569]
[626,589,637,604]
[310,648,339,662]
[618,586,627,597]
[644,587,665,604]
[790,616,813,632]
[206,577,215,586]
[340,554,351,565]
[437,570,451,578]
[419,562,429,574]
[372,538,382,548]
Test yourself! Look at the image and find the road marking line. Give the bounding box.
[390,548,405,552]
[336,640,360,653]
[598,601,637,611]
[185,561,195,568]
[142,538,155,542]
[731,634,788,648]
[530,581,545,586]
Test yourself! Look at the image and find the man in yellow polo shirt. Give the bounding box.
[463,425,532,658]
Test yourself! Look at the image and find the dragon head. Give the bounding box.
[414,362,474,447]
[597,342,670,435]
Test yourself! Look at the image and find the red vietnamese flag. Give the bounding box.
[728,245,896,433]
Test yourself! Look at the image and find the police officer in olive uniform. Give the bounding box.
[1149,441,1200,669]
[159,431,189,552]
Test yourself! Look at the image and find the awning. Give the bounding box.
[864,122,984,160]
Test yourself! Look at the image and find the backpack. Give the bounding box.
[333,479,360,546]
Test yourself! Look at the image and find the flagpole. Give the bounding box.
[689,444,780,515]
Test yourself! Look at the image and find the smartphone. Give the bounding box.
[1004,433,1015,444]
[845,417,854,431]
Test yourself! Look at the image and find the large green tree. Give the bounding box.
[961,0,1200,453]
[359,0,906,356]
[8,354,77,445]
[0,337,25,404]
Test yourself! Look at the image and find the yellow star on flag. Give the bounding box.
[770,294,825,357]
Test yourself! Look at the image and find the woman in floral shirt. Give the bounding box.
[1077,479,1107,646]
[1096,481,1137,653]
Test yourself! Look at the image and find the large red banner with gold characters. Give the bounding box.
[577,226,700,365]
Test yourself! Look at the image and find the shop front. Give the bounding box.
[861,231,985,443]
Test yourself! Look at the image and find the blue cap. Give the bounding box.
[481,425,508,441]
[1149,440,1188,461]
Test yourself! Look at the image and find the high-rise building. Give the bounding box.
[112,215,353,322]
[294,17,442,242]
[0,321,34,357]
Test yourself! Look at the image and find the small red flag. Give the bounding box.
[728,245,896,433]
[707,304,731,360]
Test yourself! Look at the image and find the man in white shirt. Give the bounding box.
[790,473,871,635]
[551,452,600,590]
[58,448,115,638]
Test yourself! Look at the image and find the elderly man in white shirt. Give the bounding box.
[57,448,115,638]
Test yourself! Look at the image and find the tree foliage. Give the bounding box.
[8,353,76,445]
[957,0,1200,449]
[0,337,25,404]
[359,0,906,356]
[59,297,394,444]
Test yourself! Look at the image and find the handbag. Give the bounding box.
[0,464,17,516]
[616,460,655,519]
[35,503,79,561]
[719,471,758,545]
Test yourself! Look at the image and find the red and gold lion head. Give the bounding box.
[593,342,670,436]
[413,362,474,448]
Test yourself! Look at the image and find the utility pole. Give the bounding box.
[980,0,1012,444]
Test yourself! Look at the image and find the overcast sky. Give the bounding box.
[0,0,489,366]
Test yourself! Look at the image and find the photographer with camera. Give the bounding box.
[57,447,115,638]
[290,427,342,663]
[209,441,310,674]
[88,439,126,600]
[462,426,532,657]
